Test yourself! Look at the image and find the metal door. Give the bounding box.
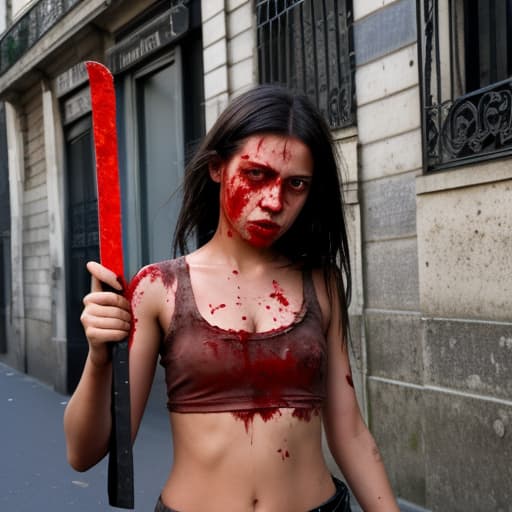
[64,116,99,392]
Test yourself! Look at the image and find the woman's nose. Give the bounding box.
[259,182,283,212]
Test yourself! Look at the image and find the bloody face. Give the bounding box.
[215,135,314,248]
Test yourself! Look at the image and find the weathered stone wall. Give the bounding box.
[354,0,424,506]
[416,166,512,510]
[355,1,512,510]
[202,0,256,131]
[19,86,54,384]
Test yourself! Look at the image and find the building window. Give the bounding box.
[420,0,512,171]
[256,0,355,130]
[463,1,512,93]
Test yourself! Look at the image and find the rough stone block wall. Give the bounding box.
[355,1,512,510]
[20,86,53,383]
[354,0,424,506]
[416,173,512,510]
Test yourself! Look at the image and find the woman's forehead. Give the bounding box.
[239,134,303,151]
[234,134,313,171]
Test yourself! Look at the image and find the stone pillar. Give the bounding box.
[5,100,26,372]
[42,80,67,393]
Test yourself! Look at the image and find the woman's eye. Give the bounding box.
[245,169,265,180]
[288,178,309,191]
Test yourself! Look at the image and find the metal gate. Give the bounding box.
[64,115,99,392]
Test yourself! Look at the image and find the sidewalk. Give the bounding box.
[0,362,171,511]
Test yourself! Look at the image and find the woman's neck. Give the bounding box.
[192,223,286,273]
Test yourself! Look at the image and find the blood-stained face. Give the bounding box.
[211,135,314,248]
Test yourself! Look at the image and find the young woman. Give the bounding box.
[64,85,400,512]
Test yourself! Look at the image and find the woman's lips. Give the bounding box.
[247,220,280,238]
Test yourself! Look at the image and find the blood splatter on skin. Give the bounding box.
[227,229,233,238]
[277,448,290,461]
[224,174,252,223]
[232,270,239,275]
[270,280,290,306]
[126,261,176,349]
[281,139,291,162]
[233,408,282,433]
[241,154,249,160]
[346,373,354,388]
[292,408,320,422]
[209,303,226,315]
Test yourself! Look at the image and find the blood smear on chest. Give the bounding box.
[269,280,290,307]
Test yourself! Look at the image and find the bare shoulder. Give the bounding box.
[127,259,180,317]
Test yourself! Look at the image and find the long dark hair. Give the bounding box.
[173,85,351,342]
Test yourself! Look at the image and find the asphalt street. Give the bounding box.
[0,361,172,512]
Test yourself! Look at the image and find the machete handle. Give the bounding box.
[102,283,134,509]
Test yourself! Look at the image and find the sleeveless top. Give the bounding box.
[159,256,328,413]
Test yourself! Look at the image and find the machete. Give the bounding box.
[85,60,134,509]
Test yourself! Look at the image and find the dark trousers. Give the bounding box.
[154,477,351,512]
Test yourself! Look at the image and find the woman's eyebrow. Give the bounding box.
[240,159,312,177]
[239,159,278,174]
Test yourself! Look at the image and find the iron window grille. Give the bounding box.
[256,0,355,130]
[419,0,512,171]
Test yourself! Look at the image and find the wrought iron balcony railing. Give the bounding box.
[0,0,83,76]
[426,78,512,169]
[420,0,512,171]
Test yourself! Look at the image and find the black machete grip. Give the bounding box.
[104,283,134,509]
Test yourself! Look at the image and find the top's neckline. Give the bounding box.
[181,256,309,340]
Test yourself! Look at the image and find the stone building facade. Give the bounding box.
[0,1,510,510]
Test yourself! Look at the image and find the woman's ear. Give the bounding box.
[208,156,223,183]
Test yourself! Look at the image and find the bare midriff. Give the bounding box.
[160,409,335,512]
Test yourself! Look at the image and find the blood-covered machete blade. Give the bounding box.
[85,60,134,509]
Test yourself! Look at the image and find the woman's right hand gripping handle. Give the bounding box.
[64,261,131,472]
[81,261,131,367]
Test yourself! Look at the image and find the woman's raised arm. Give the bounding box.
[63,262,166,471]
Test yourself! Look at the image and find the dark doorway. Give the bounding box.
[64,116,99,393]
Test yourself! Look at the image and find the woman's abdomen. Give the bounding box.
[161,409,335,512]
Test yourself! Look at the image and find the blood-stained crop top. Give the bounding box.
[159,256,328,413]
